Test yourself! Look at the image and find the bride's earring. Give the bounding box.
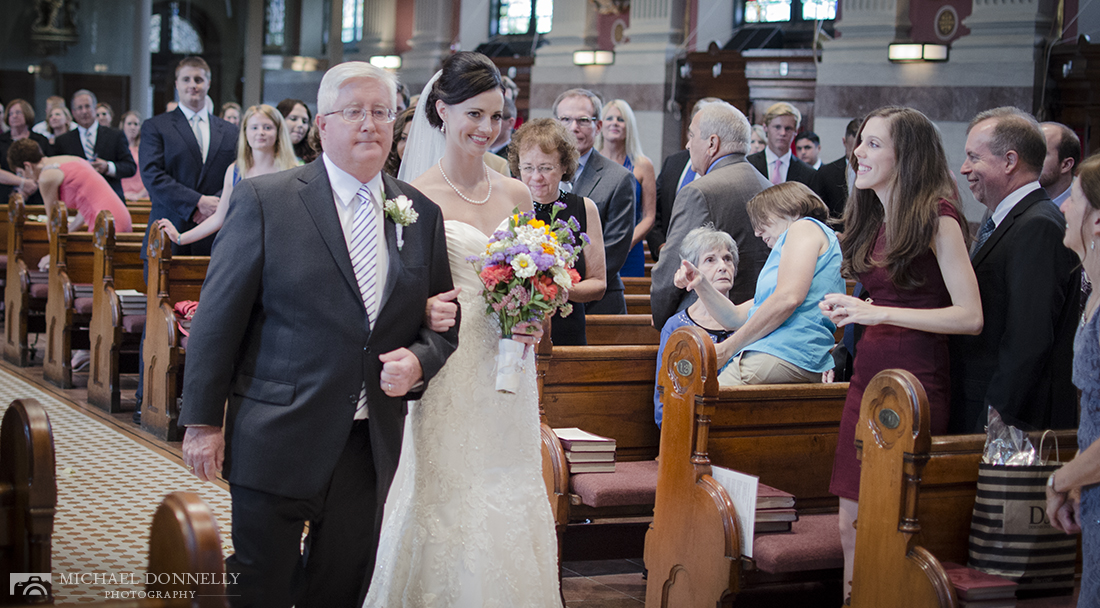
[441,121,446,134]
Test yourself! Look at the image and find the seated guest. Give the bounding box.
[95,102,114,128]
[676,182,844,386]
[596,99,656,278]
[654,226,739,426]
[750,124,767,155]
[7,138,133,233]
[156,104,297,245]
[275,98,313,164]
[119,111,147,200]
[0,98,51,203]
[510,118,607,345]
[795,131,822,169]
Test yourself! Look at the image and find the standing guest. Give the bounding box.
[596,99,656,278]
[178,61,459,607]
[748,102,823,198]
[677,182,843,386]
[553,88,636,314]
[510,117,607,345]
[1040,121,1081,207]
[138,55,237,425]
[95,102,114,128]
[1045,152,1100,608]
[46,106,73,145]
[649,97,720,262]
[750,125,767,155]
[7,138,133,233]
[489,96,516,159]
[220,102,242,126]
[818,117,861,218]
[276,98,314,164]
[950,107,1081,433]
[119,111,148,200]
[650,101,771,327]
[384,107,415,178]
[54,89,137,202]
[819,106,983,601]
[31,96,70,138]
[795,131,822,169]
[155,104,297,246]
[0,99,51,204]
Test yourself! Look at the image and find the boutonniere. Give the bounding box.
[383,195,419,250]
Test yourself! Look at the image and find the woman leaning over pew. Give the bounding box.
[674,181,844,387]
[1046,152,1100,608]
[155,104,297,246]
[817,106,983,602]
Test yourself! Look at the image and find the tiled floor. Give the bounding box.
[1,356,1086,607]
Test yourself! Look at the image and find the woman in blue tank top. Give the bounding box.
[676,181,844,384]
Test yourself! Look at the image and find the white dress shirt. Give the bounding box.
[178,104,211,162]
[989,181,1042,229]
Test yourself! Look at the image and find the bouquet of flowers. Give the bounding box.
[468,204,587,392]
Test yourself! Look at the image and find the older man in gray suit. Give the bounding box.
[553,88,636,314]
[651,101,772,328]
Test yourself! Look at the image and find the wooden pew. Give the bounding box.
[0,399,56,584]
[88,212,147,413]
[585,314,660,345]
[42,207,144,388]
[625,293,650,316]
[642,327,1079,606]
[623,276,650,295]
[126,203,151,226]
[142,224,209,441]
[4,195,50,367]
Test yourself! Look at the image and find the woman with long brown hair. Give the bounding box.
[818,106,983,601]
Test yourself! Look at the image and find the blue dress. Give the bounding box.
[1072,307,1100,607]
[653,309,734,426]
[620,155,646,278]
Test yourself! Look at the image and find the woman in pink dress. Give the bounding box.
[6,138,132,233]
[119,111,147,201]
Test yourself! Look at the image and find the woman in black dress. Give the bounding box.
[0,99,51,204]
[509,118,606,345]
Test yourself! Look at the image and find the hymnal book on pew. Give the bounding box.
[941,562,1017,602]
[116,289,145,315]
[756,483,795,509]
[553,427,616,452]
[754,507,797,523]
[28,270,48,284]
[565,451,615,463]
[753,521,792,533]
[567,461,616,473]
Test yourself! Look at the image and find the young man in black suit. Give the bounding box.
[816,117,861,218]
[747,101,823,199]
[53,89,136,201]
[180,61,459,607]
[950,107,1080,433]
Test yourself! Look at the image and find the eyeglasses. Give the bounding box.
[519,164,560,176]
[324,105,397,124]
[558,116,598,128]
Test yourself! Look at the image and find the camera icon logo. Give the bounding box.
[9,573,52,601]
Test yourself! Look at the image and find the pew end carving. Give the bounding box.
[0,399,56,593]
[4,194,35,367]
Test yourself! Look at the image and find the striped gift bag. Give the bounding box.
[967,462,1078,598]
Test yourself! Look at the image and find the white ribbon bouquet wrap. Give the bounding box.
[467,205,588,393]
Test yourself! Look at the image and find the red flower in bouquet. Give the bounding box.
[534,275,559,301]
[479,264,515,290]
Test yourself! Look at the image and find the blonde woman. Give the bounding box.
[156,104,296,245]
[596,99,656,277]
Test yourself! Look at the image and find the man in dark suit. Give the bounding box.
[1039,121,1081,207]
[553,88,636,314]
[816,117,861,218]
[747,102,823,198]
[140,56,238,258]
[53,89,136,201]
[179,61,459,607]
[650,101,772,328]
[950,107,1080,433]
[648,97,720,261]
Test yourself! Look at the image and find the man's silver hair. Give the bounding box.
[317,62,397,115]
[72,89,97,107]
[695,101,751,155]
[552,89,604,120]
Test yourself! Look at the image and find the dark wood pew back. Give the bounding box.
[4,195,51,366]
[0,399,56,583]
[585,314,660,345]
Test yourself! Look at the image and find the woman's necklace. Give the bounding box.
[438,160,491,205]
[533,190,566,214]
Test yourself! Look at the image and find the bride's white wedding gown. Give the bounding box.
[363,220,562,608]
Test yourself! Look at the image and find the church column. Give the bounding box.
[131,0,153,119]
[243,0,265,107]
[328,0,344,66]
[399,0,457,92]
[358,0,398,58]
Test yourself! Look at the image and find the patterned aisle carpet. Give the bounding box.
[0,369,234,604]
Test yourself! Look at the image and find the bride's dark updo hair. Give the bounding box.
[425,52,505,130]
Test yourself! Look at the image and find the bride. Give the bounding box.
[363,52,562,607]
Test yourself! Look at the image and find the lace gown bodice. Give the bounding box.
[363,220,562,608]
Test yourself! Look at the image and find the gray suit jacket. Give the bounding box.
[178,160,459,506]
[650,153,772,328]
[572,149,636,314]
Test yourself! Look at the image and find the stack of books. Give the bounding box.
[116,289,145,316]
[553,427,616,473]
[942,562,1018,607]
[754,483,798,533]
[73,284,94,299]
[28,269,48,285]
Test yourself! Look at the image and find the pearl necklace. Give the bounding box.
[438,160,491,205]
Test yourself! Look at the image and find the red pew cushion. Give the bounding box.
[75,297,94,315]
[752,513,842,573]
[121,314,145,334]
[570,459,659,508]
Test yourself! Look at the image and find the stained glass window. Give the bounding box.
[802,0,836,20]
[342,0,363,43]
[169,3,203,53]
[745,0,791,23]
[150,14,161,53]
[496,0,552,36]
[266,0,286,47]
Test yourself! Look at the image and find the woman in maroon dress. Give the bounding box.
[819,106,983,601]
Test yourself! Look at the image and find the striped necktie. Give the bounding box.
[971,217,996,259]
[350,185,380,328]
[82,128,95,159]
